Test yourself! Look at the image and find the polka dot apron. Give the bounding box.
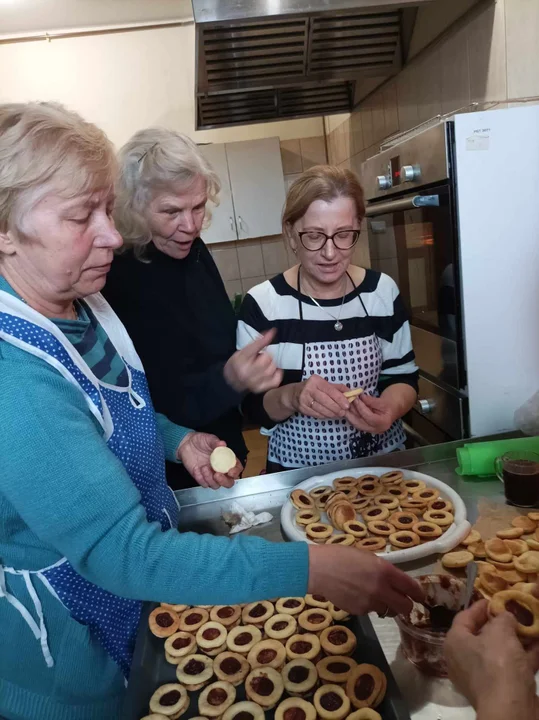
[268,273,405,468]
[0,290,180,678]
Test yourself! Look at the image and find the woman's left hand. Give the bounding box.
[345,393,396,434]
[177,433,242,490]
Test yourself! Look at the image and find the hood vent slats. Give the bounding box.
[195,3,424,129]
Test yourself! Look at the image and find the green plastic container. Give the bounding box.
[457,436,539,478]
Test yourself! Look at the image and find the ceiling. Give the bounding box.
[0,0,193,36]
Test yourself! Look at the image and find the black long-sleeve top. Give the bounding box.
[103,239,247,489]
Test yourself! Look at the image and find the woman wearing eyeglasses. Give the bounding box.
[237,165,419,472]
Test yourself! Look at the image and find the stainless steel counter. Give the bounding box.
[176,437,509,720]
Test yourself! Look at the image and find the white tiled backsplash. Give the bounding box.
[325,0,539,175]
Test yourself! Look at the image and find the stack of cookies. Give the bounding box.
[441,512,539,639]
[291,472,454,553]
[144,593,388,720]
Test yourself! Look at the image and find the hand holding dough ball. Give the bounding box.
[210,446,238,474]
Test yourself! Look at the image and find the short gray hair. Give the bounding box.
[114,128,220,258]
[0,101,115,239]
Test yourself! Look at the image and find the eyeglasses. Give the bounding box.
[297,229,361,251]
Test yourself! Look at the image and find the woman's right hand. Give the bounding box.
[291,374,351,419]
[445,600,539,718]
[307,545,424,616]
[224,329,283,394]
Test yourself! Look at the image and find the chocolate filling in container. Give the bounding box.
[395,574,480,677]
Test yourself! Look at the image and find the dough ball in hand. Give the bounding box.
[210,446,237,474]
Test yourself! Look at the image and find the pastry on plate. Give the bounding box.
[210,605,241,628]
[320,626,357,656]
[175,654,214,691]
[345,664,387,709]
[227,624,262,655]
[285,633,321,662]
[164,631,197,664]
[247,639,287,670]
[282,658,318,697]
[198,681,236,718]
[178,607,209,633]
[242,601,274,627]
[196,622,228,656]
[275,597,305,616]
[245,667,284,710]
[214,651,250,686]
[149,683,189,718]
[265,613,297,641]
[275,697,317,720]
[313,683,351,720]
[149,607,180,638]
[222,702,265,720]
[317,656,357,686]
[298,608,333,634]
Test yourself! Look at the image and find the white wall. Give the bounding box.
[0,0,193,36]
[0,25,324,148]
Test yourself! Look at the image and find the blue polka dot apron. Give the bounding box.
[268,272,405,468]
[0,290,180,678]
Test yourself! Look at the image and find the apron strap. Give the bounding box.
[0,566,54,667]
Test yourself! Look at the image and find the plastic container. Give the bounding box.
[456,436,539,478]
[395,574,474,677]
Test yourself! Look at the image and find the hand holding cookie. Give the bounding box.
[292,374,351,420]
[445,600,539,718]
[345,393,396,435]
[177,433,242,490]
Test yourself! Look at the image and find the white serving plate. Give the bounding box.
[281,466,470,564]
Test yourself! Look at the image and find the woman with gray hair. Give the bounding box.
[103,128,279,488]
[0,102,423,719]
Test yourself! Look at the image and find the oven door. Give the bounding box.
[366,184,464,392]
[366,184,467,442]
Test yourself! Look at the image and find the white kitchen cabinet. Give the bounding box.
[225,137,286,240]
[198,143,238,244]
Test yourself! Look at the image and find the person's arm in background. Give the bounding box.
[445,601,539,720]
[346,279,418,434]
[146,334,280,430]
[237,291,350,426]
[0,356,423,612]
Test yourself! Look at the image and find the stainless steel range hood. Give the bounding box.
[192,0,433,129]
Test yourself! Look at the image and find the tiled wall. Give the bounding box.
[326,0,535,176]
[208,135,327,300]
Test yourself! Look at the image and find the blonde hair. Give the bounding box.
[282,165,366,242]
[0,102,116,237]
[114,128,221,258]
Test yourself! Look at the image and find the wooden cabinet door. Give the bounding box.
[225,137,286,239]
[198,143,238,244]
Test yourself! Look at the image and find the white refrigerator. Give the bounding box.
[454,105,539,436]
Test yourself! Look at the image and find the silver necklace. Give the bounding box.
[307,278,348,332]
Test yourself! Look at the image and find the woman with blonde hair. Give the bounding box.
[104,128,280,488]
[0,103,422,719]
[238,165,418,471]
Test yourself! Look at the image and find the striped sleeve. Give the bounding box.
[237,290,267,350]
[237,284,280,428]
[376,275,419,393]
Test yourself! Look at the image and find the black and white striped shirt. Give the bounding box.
[237,270,418,467]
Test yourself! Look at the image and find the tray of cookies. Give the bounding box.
[124,595,412,720]
[281,467,470,564]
